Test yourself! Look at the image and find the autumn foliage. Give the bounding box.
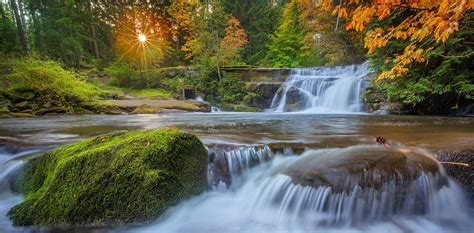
[221,16,249,50]
[323,0,474,81]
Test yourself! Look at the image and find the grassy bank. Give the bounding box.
[0,57,120,117]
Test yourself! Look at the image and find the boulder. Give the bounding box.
[8,128,208,226]
[243,83,281,109]
[276,145,442,193]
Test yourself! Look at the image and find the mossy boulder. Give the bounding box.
[8,128,208,226]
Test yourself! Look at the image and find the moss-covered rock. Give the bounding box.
[8,128,208,226]
[34,107,68,116]
[131,104,161,114]
[0,106,10,114]
[9,112,34,118]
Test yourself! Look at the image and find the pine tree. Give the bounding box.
[264,0,306,68]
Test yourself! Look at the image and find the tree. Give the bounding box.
[321,0,474,81]
[220,16,248,65]
[221,0,283,64]
[264,0,306,67]
[0,2,20,53]
[9,0,30,55]
[167,0,199,65]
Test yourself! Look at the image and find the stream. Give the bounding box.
[0,113,473,232]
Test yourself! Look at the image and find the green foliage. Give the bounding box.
[221,0,283,65]
[105,62,193,96]
[0,3,20,54]
[217,75,243,103]
[122,88,173,99]
[105,62,141,88]
[0,56,105,110]
[9,128,208,226]
[370,14,473,113]
[264,0,306,68]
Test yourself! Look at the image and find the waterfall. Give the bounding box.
[270,63,371,113]
[0,145,49,232]
[139,145,472,233]
[207,145,273,189]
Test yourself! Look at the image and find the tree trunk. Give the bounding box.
[0,3,6,21]
[215,31,221,81]
[91,24,100,59]
[10,0,31,55]
[88,1,100,59]
[334,0,343,32]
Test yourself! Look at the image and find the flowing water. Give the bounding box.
[0,113,473,233]
[270,63,371,113]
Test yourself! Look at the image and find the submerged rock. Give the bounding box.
[277,145,442,192]
[8,128,208,226]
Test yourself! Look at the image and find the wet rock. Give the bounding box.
[277,145,442,193]
[8,128,208,226]
[243,82,281,109]
[35,107,68,116]
[282,87,305,111]
[436,149,473,200]
[14,101,31,111]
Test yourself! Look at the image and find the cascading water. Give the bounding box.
[0,145,49,233]
[138,145,472,233]
[270,63,371,113]
[207,145,273,189]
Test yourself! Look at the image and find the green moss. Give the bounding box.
[0,57,117,115]
[124,88,173,99]
[131,104,160,114]
[0,106,10,114]
[9,112,34,118]
[218,103,261,112]
[9,128,208,226]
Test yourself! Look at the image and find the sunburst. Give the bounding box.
[115,8,168,70]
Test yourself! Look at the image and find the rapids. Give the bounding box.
[137,146,471,233]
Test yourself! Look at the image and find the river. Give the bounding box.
[0,112,473,232]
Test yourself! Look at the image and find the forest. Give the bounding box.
[0,0,473,115]
[1,1,474,233]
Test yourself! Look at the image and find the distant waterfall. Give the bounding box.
[270,63,371,113]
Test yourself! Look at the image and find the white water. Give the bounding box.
[270,63,371,113]
[0,146,47,233]
[138,146,472,233]
[211,106,222,112]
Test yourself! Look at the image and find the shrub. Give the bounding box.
[0,57,104,108]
